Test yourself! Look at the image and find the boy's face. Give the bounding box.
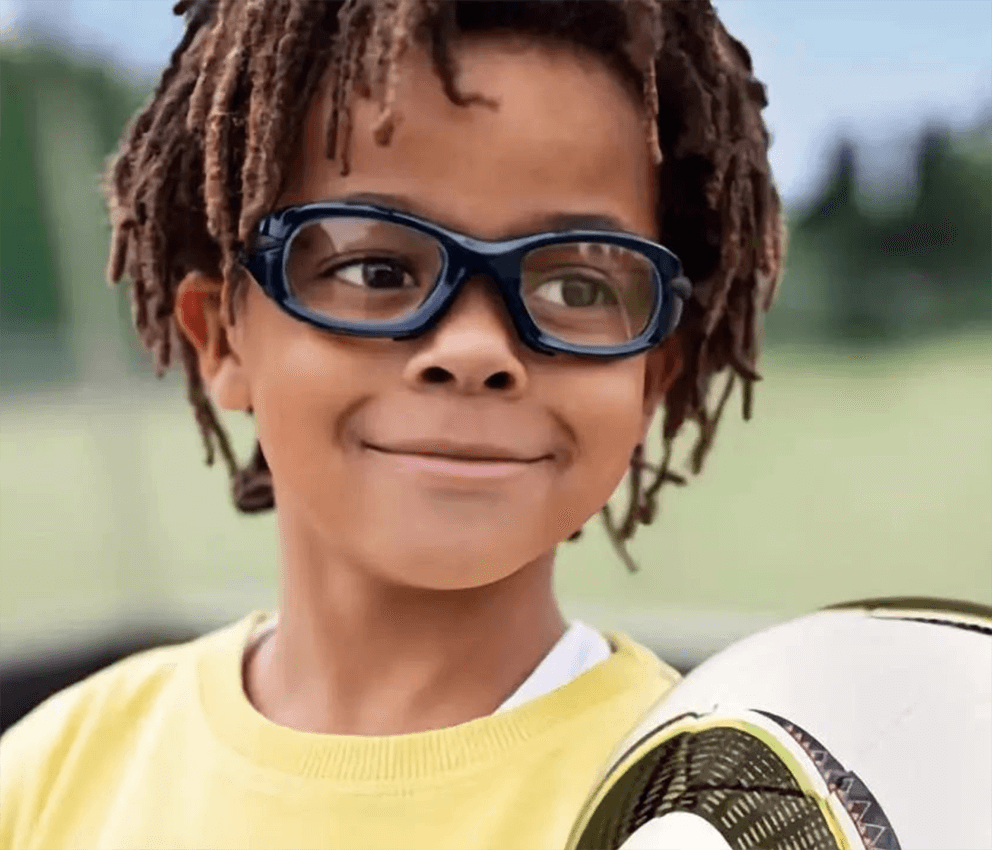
[177,35,681,589]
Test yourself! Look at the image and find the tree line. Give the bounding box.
[773,118,991,344]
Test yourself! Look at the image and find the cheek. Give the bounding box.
[242,317,380,480]
[557,363,647,499]
[249,351,335,500]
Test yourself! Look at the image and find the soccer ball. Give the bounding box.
[567,598,992,850]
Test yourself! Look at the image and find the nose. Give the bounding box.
[402,276,529,396]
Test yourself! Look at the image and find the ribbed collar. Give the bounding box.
[195,610,671,785]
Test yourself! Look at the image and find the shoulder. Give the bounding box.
[0,637,197,849]
[604,631,683,689]
[2,636,195,742]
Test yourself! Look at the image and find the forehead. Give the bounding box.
[278,35,658,241]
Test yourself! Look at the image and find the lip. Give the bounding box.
[363,440,550,464]
[363,442,552,481]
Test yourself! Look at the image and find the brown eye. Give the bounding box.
[533,276,618,308]
[332,259,416,289]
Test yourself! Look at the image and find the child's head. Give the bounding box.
[104,0,784,583]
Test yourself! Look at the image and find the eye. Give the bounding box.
[327,259,417,290]
[533,276,618,308]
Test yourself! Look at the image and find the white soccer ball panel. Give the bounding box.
[619,812,733,850]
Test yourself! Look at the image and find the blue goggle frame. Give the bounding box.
[239,202,691,359]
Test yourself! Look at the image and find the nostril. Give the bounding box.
[485,372,514,390]
[415,366,518,391]
[422,366,453,384]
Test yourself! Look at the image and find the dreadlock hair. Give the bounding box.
[104,0,786,572]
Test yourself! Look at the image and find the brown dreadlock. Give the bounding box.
[103,0,786,571]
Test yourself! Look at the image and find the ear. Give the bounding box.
[173,272,252,412]
[641,332,683,441]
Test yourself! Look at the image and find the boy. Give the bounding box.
[0,1,785,848]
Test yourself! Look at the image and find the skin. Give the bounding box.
[174,35,683,736]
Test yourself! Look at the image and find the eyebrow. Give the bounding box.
[336,191,633,238]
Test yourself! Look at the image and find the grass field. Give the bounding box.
[1,333,990,664]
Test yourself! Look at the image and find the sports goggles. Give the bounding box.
[239,202,691,358]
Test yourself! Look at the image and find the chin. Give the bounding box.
[362,527,554,591]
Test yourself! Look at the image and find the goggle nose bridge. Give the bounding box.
[434,242,525,306]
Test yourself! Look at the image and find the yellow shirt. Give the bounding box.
[0,610,679,850]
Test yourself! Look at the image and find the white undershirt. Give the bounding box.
[494,620,613,713]
[247,616,613,715]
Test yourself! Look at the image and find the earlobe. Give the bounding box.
[174,272,252,411]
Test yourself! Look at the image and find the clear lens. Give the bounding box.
[521,242,657,346]
[284,219,658,348]
[285,217,444,322]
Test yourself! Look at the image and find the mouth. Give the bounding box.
[362,441,551,464]
[362,441,553,481]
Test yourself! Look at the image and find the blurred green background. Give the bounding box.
[0,5,990,680]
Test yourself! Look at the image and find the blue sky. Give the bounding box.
[1,0,989,208]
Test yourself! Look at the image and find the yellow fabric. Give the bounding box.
[0,610,680,850]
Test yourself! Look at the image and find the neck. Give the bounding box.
[244,517,567,736]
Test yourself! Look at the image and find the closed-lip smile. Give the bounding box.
[363,440,550,464]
